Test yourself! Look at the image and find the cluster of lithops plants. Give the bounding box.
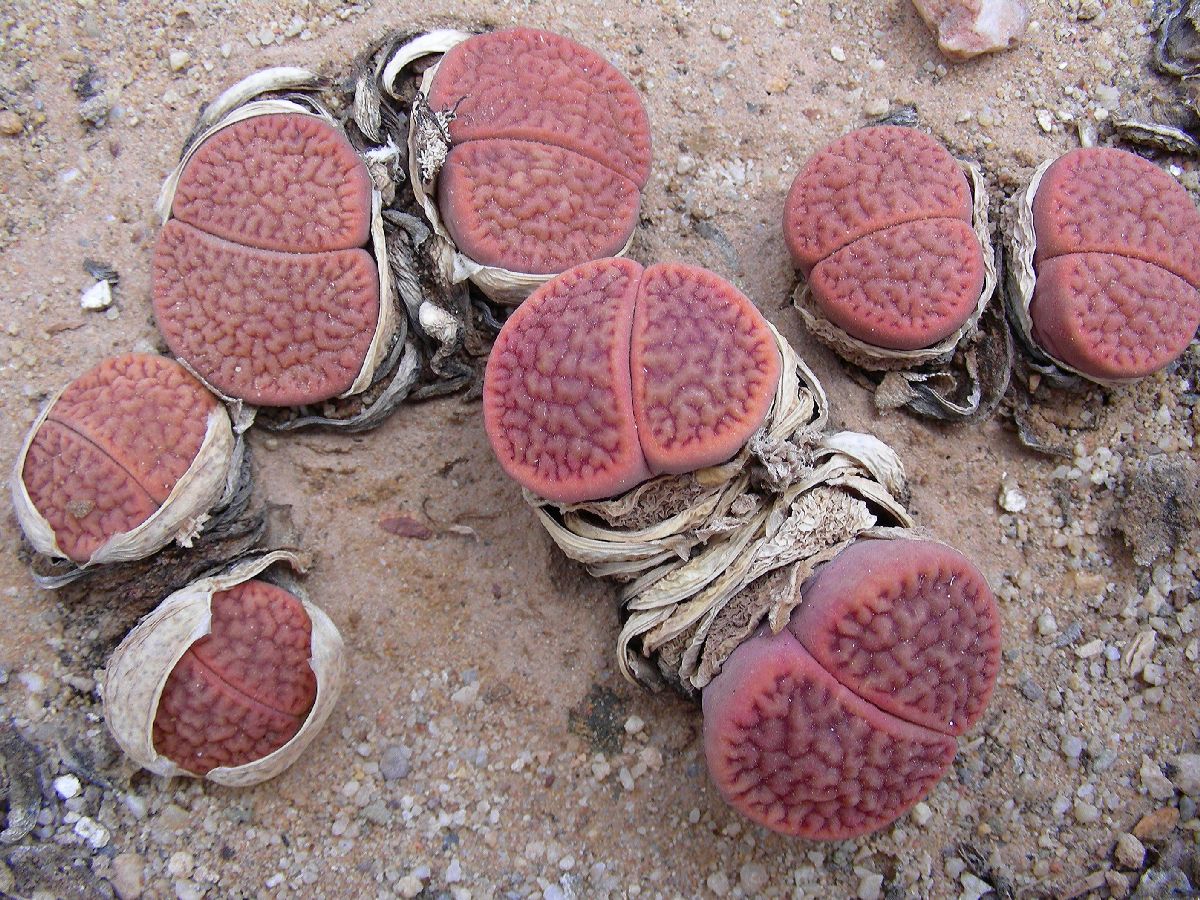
[384,27,652,304]
[482,252,1003,838]
[9,17,1200,850]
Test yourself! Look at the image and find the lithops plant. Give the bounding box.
[104,551,344,786]
[1007,146,1200,383]
[11,353,240,577]
[704,538,1001,839]
[786,125,1005,421]
[484,258,780,503]
[153,69,418,430]
[382,27,653,304]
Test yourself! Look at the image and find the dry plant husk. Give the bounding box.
[157,67,423,432]
[1153,0,1200,77]
[102,549,345,787]
[524,325,916,695]
[11,379,244,588]
[791,159,1008,422]
[381,30,640,308]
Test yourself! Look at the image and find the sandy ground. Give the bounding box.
[1,0,1199,897]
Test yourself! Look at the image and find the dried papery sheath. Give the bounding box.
[11,353,244,587]
[103,550,345,787]
[383,27,652,306]
[787,126,1007,422]
[1005,146,1200,386]
[153,67,421,432]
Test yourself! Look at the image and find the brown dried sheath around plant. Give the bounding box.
[483,258,781,504]
[16,353,225,564]
[427,27,652,275]
[783,125,984,351]
[152,579,317,774]
[1027,147,1200,380]
[703,539,1002,840]
[152,113,380,407]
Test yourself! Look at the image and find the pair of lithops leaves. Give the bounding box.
[787,126,1200,405]
[482,256,1002,839]
[9,357,343,784]
[149,27,652,419]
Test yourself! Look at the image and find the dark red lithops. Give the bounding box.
[784,126,983,351]
[484,258,781,503]
[14,353,230,564]
[153,113,380,406]
[703,539,1001,840]
[152,579,317,775]
[427,27,652,275]
[1028,147,1200,380]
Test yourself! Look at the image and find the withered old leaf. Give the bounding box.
[379,515,433,539]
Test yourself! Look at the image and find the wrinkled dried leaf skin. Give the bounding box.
[153,579,316,775]
[790,539,1001,736]
[703,629,956,840]
[784,126,972,273]
[484,258,648,503]
[632,264,781,474]
[154,221,380,406]
[808,218,985,351]
[437,140,641,274]
[20,354,218,563]
[427,27,651,186]
[171,113,373,253]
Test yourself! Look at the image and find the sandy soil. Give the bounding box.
[1,0,1198,897]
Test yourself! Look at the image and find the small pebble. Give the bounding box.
[707,871,730,897]
[0,110,23,135]
[1037,611,1058,637]
[623,715,645,735]
[1172,755,1200,797]
[1073,800,1100,824]
[53,774,81,799]
[1114,833,1145,869]
[912,802,933,826]
[1133,806,1180,842]
[380,745,411,781]
[110,853,143,899]
[74,816,110,849]
[168,50,190,71]
[1141,756,1176,800]
[445,859,462,883]
[856,871,883,900]
[830,45,847,62]
[739,862,768,894]
[864,98,890,117]
[960,873,992,900]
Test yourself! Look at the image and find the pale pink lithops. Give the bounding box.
[1024,147,1200,380]
[784,126,985,351]
[703,539,1001,840]
[425,27,652,277]
[103,555,345,786]
[12,353,235,566]
[484,258,781,503]
[153,112,383,406]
